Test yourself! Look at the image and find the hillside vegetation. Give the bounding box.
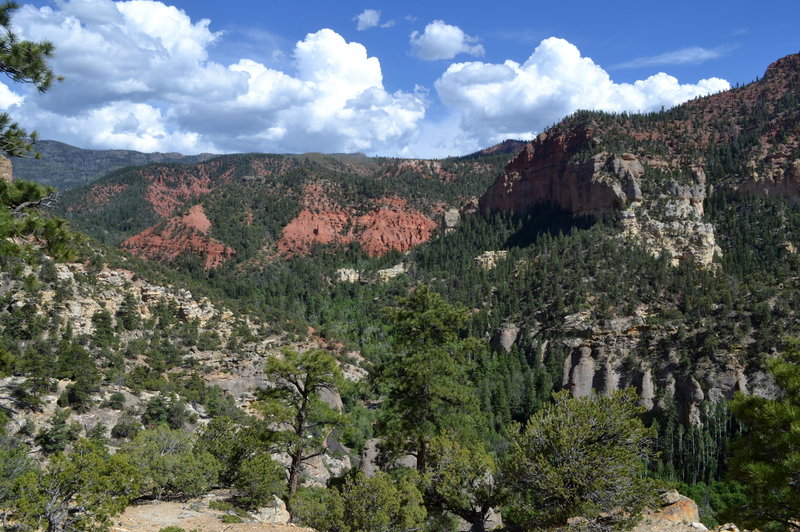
[3,52,800,531]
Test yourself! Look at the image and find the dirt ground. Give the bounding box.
[111,493,313,532]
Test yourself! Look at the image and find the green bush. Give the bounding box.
[502,389,659,530]
[234,454,286,509]
[119,426,221,499]
[110,413,141,440]
[291,472,425,532]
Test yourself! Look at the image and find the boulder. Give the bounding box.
[651,490,700,523]
[253,495,290,525]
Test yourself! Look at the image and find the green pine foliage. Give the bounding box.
[377,286,483,472]
[12,439,139,532]
[502,389,659,530]
[291,471,427,532]
[726,340,800,530]
[257,348,343,496]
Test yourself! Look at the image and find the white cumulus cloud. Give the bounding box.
[410,20,484,61]
[355,9,380,30]
[7,0,424,155]
[435,37,730,147]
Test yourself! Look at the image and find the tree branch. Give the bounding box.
[11,191,60,216]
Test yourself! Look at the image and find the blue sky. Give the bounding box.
[3,0,798,157]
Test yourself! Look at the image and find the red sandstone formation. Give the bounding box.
[355,200,437,256]
[276,188,437,257]
[276,209,354,256]
[121,204,234,269]
[479,128,646,217]
[70,184,130,211]
[143,161,236,219]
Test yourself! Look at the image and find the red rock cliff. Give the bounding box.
[276,186,437,257]
[479,128,644,217]
[121,204,235,270]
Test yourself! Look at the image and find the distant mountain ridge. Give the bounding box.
[11,140,216,190]
[57,149,514,268]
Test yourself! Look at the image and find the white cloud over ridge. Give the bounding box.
[10,0,424,154]
[5,2,731,158]
[410,20,484,61]
[435,37,730,147]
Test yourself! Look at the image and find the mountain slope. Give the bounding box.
[58,151,512,268]
[11,140,215,190]
[480,53,800,267]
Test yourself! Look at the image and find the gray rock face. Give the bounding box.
[563,347,596,397]
[556,330,769,427]
[597,360,620,396]
[492,322,519,353]
[359,438,415,477]
[444,209,460,230]
[253,496,290,524]
[639,369,655,410]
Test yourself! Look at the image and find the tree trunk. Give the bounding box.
[470,521,487,532]
[287,450,302,497]
[417,437,427,473]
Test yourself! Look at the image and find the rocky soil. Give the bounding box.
[112,491,311,532]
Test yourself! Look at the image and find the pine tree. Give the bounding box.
[257,348,342,497]
[727,340,800,531]
[0,1,59,158]
[377,285,482,472]
[502,389,658,530]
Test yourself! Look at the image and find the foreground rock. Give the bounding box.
[633,490,754,532]
[111,491,310,532]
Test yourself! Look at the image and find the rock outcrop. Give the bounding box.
[143,161,236,219]
[480,131,644,217]
[276,188,437,257]
[474,250,508,270]
[555,306,759,425]
[480,138,720,267]
[121,204,235,269]
[479,54,800,268]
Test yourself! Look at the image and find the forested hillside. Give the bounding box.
[3,48,800,531]
[11,140,215,190]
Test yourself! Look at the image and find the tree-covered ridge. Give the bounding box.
[544,53,800,185]
[52,149,512,274]
[4,20,800,531]
[11,140,216,191]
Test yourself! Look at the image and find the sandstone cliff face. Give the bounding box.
[356,200,438,256]
[121,204,235,269]
[479,130,642,217]
[480,134,720,267]
[550,307,758,426]
[276,186,437,257]
[480,53,800,268]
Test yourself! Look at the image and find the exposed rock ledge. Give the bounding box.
[479,129,719,267]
